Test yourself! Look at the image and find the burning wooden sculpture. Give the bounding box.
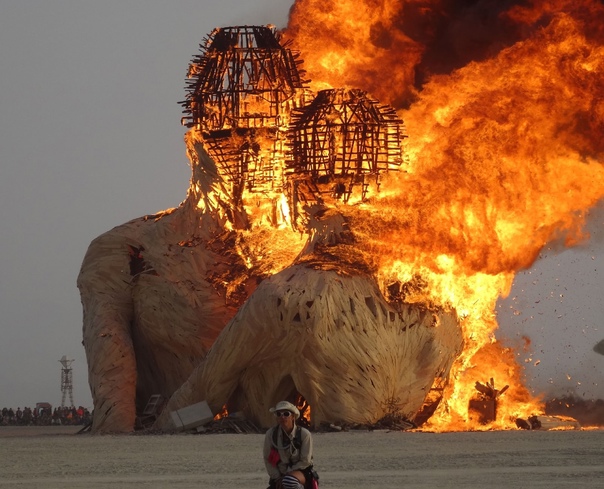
[468,378,509,425]
[181,25,309,208]
[288,89,404,192]
[286,88,406,225]
[78,25,463,433]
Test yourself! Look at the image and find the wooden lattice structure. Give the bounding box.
[180,26,307,199]
[287,88,406,202]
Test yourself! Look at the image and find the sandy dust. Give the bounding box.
[1,426,603,488]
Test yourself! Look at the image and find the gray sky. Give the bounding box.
[0,0,601,411]
[0,0,294,409]
[497,203,604,400]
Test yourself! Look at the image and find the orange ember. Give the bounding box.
[295,395,312,426]
[213,404,229,421]
[281,0,604,430]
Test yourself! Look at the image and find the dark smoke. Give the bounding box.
[286,0,604,109]
[397,0,530,89]
[546,395,604,426]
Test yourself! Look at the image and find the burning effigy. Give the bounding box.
[79,1,604,434]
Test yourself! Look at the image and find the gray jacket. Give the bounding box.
[263,424,313,480]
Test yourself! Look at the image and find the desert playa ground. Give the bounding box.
[1,426,603,488]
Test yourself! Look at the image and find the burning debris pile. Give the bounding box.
[468,378,509,425]
[79,0,604,434]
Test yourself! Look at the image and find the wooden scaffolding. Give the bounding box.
[179,26,308,199]
[287,88,406,203]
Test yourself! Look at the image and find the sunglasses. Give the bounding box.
[276,410,292,418]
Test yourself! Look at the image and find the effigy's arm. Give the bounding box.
[78,230,138,433]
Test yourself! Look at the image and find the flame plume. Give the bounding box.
[284,0,604,430]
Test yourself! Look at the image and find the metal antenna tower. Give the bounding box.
[59,355,75,407]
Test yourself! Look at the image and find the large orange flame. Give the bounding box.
[281,0,604,430]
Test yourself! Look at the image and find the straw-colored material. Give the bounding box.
[155,263,462,430]
[78,133,463,433]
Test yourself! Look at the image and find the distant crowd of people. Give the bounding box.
[0,405,91,426]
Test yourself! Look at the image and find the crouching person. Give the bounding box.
[263,401,317,489]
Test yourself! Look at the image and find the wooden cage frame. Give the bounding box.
[179,26,308,198]
[287,88,406,202]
